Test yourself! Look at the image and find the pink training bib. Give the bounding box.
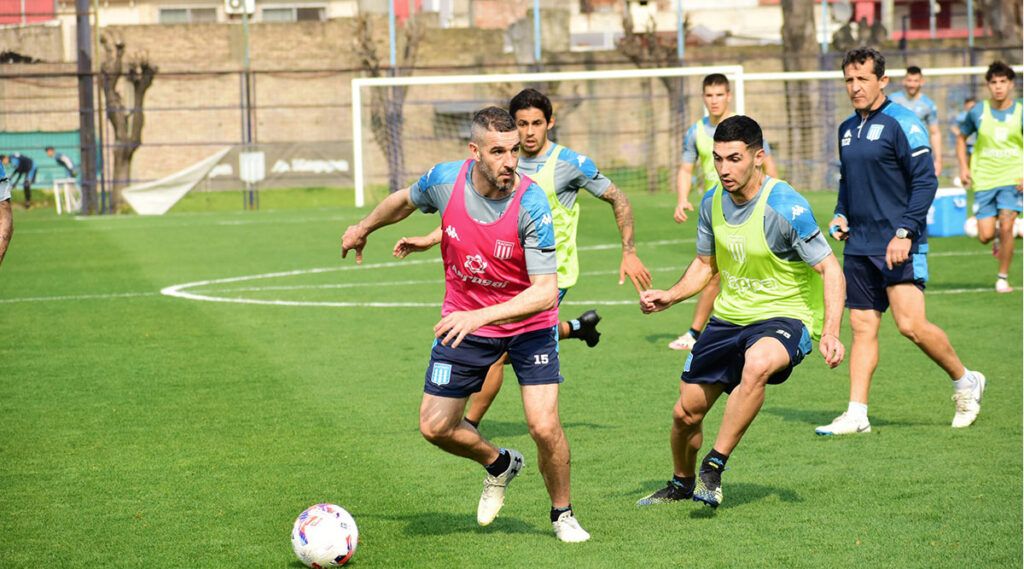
[440,159,558,338]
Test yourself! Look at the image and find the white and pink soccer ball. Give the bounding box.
[291,504,359,567]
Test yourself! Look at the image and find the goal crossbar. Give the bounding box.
[351,65,745,206]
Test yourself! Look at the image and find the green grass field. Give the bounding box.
[1,189,1021,568]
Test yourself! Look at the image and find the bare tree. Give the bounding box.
[780,0,818,189]
[354,14,424,194]
[99,32,157,211]
[978,0,1023,55]
[616,5,687,193]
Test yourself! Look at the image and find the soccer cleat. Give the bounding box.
[477,449,524,526]
[996,278,1013,293]
[552,510,590,543]
[693,466,723,509]
[574,310,602,348]
[636,479,694,506]
[952,371,986,428]
[814,412,871,436]
[668,331,698,351]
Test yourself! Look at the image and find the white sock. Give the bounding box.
[952,370,975,391]
[847,401,868,419]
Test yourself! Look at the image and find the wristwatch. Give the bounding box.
[895,227,912,239]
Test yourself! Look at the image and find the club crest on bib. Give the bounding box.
[726,234,747,264]
[493,240,514,260]
[464,254,488,274]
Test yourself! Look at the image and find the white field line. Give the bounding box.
[1,247,1017,305]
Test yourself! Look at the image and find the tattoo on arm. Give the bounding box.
[599,185,636,253]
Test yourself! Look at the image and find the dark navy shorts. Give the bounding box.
[844,250,927,313]
[681,317,812,394]
[424,326,562,398]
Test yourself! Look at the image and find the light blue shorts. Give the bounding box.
[974,186,1023,219]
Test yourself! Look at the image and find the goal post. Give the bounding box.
[350,65,745,208]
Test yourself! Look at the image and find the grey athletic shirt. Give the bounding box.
[696,178,832,266]
[409,160,557,275]
[517,143,612,209]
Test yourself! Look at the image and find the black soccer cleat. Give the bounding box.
[636,478,695,506]
[574,310,602,348]
[693,463,724,509]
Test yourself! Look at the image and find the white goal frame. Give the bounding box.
[350,65,745,207]
[52,177,81,215]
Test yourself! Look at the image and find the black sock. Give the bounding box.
[465,417,479,429]
[672,474,695,488]
[550,504,572,522]
[688,327,702,340]
[701,449,729,473]
[485,449,511,476]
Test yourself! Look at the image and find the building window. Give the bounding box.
[159,7,218,23]
[261,6,325,22]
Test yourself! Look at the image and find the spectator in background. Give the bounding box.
[890,66,943,176]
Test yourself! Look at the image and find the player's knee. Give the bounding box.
[418,418,454,445]
[527,420,563,445]
[673,402,704,428]
[894,318,923,343]
[741,356,777,385]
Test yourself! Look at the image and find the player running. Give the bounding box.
[817,47,986,436]
[637,115,846,509]
[890,66,943,176]
[670,73,779,351]
[955,61,1022,294]
[394,88,651,429]
[342,107,590,543]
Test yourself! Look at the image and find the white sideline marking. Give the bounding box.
[2,247,1018,305]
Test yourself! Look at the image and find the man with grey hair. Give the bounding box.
[341,106,590,542]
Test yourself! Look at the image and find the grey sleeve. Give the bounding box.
[764,208,833,265]
[556,159,612,200]
[519,208,557,275]
[695,196,715,256]
[408,181,453,215]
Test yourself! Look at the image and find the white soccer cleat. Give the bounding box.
[668,332,698,351]
[952,371,986,428]
[477,449,524,526]
[552,510,590,543]
[815,412,871,436]
[995,278,1013,293]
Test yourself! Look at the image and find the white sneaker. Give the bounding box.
[815,412,871,436]
[996,278,1013,293]
[952,371,986,428]
[668,332,697,351]
[477,449,524,526]
[552,510,590,543]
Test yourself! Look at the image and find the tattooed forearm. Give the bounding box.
[599,185,636,254]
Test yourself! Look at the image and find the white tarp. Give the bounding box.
[122,148,231,215]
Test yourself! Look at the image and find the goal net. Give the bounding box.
[351,65,744,207]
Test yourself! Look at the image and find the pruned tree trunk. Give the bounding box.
[100,32,156,211]
[979,0,1023,57]
[355,14,424,194]
[781,0,818,189]
[616,3,688,193]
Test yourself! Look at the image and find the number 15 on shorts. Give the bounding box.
[533,354,549,365]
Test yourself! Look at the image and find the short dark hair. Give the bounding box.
[841,47,886,79]
[702,73,730,92]
[713,115,763,151]
[906,65,922,76]
[985,61,1016,82]
[964,96,976,104]
[509,88,553,123]
[45,146,55,152]
[471,106,517,143]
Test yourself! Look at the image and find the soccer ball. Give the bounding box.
[1015,218,1024,239]
[964,216,978,238]
[291,504,359,567]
